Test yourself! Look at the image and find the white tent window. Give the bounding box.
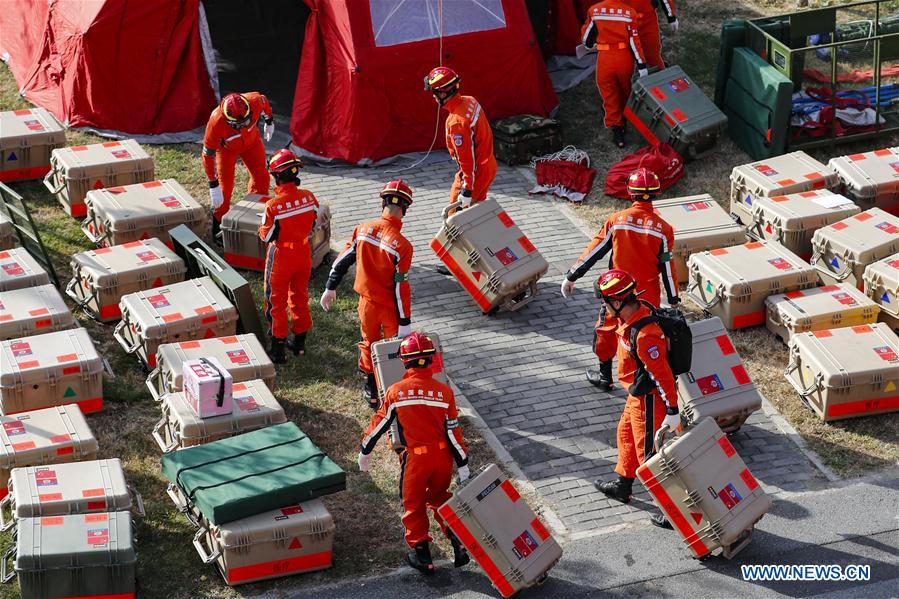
[370,0,506,47]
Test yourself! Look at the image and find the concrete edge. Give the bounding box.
[448,378,571,543]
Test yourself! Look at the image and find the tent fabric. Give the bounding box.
[292,0,559,164]
[547,0,593,56]
[0,0,217,136]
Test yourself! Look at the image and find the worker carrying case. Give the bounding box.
[828,147,899,215]
[811,208,899,290]
[490,114,562,166]
[636,418,771,559]
[0,248,50,292]
[0,107,65,183]
[0,284,76,341]
[431,199,548,314]
[766,283,879,345]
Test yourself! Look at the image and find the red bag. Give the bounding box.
[604,143,685,199]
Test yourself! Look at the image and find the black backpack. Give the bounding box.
[627,303,692,396]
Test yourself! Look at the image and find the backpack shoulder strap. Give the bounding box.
[629,315,658,359]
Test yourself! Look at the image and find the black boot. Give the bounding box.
[650,510,673,530]
[407,542,435,575]
[211,217,223,246]
[268,337,286,365]
[586,361,614,391]
[362,373,378,409]
[286,332,307,357]
[595,476,633,504]
[611,125,625,148]
[435,263,452,276]
[446,529,470,568]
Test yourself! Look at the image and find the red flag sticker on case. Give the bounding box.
[110,150,131,160]
[696,374,724,396]
[512,530,539,560]
[495,247,518,266]
[876,221,899,234]
[1,262,24,276]
[874,346,899,362]
[35,470,57,486]
[147,294,170,309]
[3,421,26,436]
[718,483,743,510]
[753,164,778,176]
[227,349,249,364]
[768,257,793,270]
[135,251,158,262]
[87,528,109,546]
[832,292,857,306]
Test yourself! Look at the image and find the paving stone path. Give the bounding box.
[304,160,827,535]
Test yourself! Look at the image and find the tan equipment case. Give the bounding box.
[679,318,762,433]
[81,179,205,247]
[0,284,76,341]
[729,151,838,226]
[66,238,186,323]
[431,199,548,314]
[222,196,333,271]
[147,334,275,401]
[785,322,899,421]
[637,418,770,559]
[114,276,238,368]
[744,190,860,260]
[686,240,817,329]
[0,328,104,415]
[652,194,746,285]
[43,139,155,218]
[828,147,899,215]
[810,208,899,289]
[438,463,562,598]
[153,380,286,452]
[0,248,50,292]
[0,214,13,251]
[862,252,899,332]
[766,283,879,344]
[0,458,142,531]
[0,405,99,501]
[0,108,65,183]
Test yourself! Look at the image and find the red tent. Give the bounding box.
[292,0,558,163]
[0,0,216,135]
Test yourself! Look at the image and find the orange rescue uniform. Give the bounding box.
[202,91,273,221]
[623,0,677,69]
[581,2,647,128]
[614,303,677,477]
[361,368,468,548]
[443,94,497,204]
[565,200,677,361]
[259,182,318,340]
[325,215,413,373]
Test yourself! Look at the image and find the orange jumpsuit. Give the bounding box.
[582,2,647,128]
[326,215,413,373]
[614,303,677,477]
[259,183,318,340]
[202,91,273,221]
[623,0,677,69]
[565,201,677,361]
[361,368,468,548]
[443,94,497,205]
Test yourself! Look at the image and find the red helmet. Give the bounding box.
[399,332,437,366]
[268,149,304,177]
[424,66,460,92]
[380,179,414,210]
[596,269,638,301]
[221,93,252,129]
[627,167,661,201]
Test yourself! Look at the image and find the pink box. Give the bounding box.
[182,357,233,418]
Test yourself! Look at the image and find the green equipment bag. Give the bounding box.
[160,422,345,525]
[714,19,749,107]
[490,114,562,166]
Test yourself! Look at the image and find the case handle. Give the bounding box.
[501,280,540,313]
[783,361,821,398]
[0,545,15,583]
[686,279,722,311]
[128,485,146,518]
[113,319,141,354]
[441,201,463,222]
[42,168,65,195]
[79,216,106,245]
[0,493,12,532]
[64,276,97,311]
[151,417,178,453]
[192,527,221,564]
[145,371,163,402]
[811,251,853,282]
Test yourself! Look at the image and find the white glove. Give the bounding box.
[638,68,649,79]
[320,289,337,311]
[661,412,681,434]
[263,119,275,142]
[397,324,413,338]
[457,465,470,483]
[460,189,472,209]
[357,452,371,472]
[209,184,224,209]
[560,278,575,299]
[669,18,679,33]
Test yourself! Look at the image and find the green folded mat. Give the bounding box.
[160,422,346,525]
[714,19,749,107]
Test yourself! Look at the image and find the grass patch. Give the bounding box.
[0,65,500,598]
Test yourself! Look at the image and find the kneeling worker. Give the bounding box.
[593,269,680,528]
[258,149,318,364]
[357,332,471,574]
[320,180,415,406]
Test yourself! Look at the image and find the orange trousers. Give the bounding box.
[449,167,496,205]
[615,391,666,478]
[593,282,661,362]
[263,244,312,339]
[637,17,665,69]
[358,296,398,373]
[213,139,269,222]
[596,50,637,128]
[399,445,453,548]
